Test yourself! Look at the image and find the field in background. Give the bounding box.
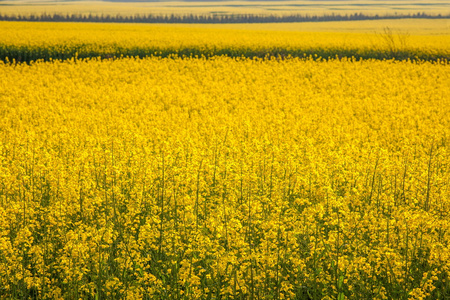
[1,0,449,16]
[210,19,450,34]
[1,20,450,62]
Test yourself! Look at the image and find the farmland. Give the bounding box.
[0,18,450,300]
[1,20,450,62]
[1,0,449,17]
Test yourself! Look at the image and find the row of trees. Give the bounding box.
[0,12,448,23]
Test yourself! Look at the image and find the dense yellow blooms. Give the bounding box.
[0,56,449,299]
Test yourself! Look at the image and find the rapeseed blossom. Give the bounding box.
[0,55,449,299]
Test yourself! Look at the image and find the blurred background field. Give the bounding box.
[1,19,449,62]
[211,19,450,34]
[1,0,449,17]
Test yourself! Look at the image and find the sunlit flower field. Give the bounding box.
[0,23,449,300]
[1,21,450,62]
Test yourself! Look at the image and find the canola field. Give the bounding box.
[1,21,450,63]
[0,22,450,300]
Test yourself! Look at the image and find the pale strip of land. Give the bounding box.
[176,19,450,35]
[1,0,449,16]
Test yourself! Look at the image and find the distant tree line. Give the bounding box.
[0,12,448,23]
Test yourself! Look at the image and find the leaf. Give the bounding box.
[338,274,344,289]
